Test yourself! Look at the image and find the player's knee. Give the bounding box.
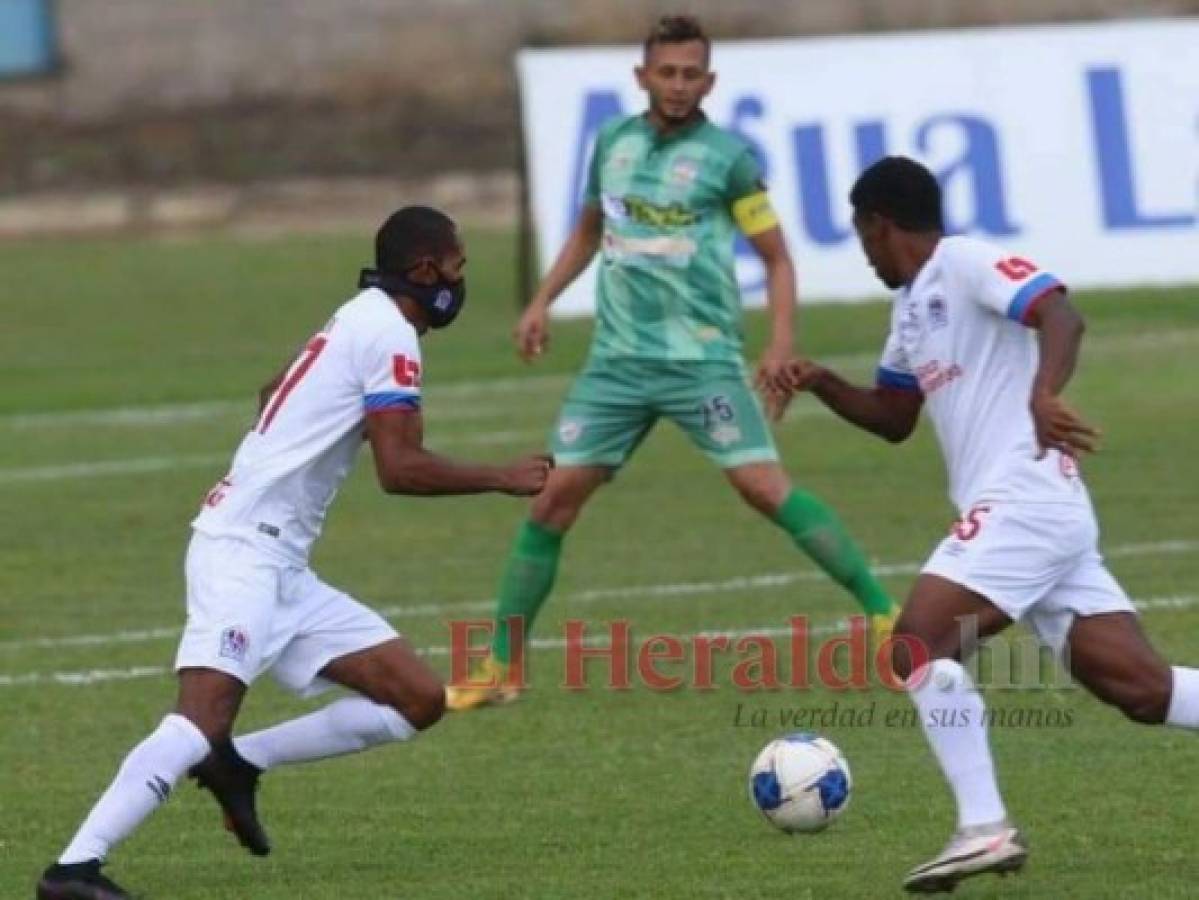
[889,626,927,683]
[735,481,778,517]
[529,488,584,532]
[890,616,935,683]
[175,675,242,742]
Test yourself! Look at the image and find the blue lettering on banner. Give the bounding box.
[1087,67,1195,231]
[916,115,1019,236]
[566,90,624,230]
[565,89,1022,258]
[560,67,1194,288]
[792,121,888,246]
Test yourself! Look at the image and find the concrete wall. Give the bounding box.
[0,0,1193,193]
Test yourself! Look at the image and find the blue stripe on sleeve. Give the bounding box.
[1006,273,1063,322]
[876,367,920,392]
[364,391,421,412]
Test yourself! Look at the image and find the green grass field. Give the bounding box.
[1,229,1196,899]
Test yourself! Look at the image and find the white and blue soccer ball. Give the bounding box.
[748,732,852,833]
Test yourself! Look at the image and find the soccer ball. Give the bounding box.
[748,732,852,833]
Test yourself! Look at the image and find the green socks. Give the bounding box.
[773,489,894,616]
[491,520,564,664]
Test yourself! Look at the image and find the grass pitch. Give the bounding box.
[1,230,1196,898]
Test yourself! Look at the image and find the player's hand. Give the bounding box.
[1031,390,1100,459]
[754,342,793,394]
[760,384,793,423]
[781,357,826,392]
[514,301,550,363]
[500,454,554,496]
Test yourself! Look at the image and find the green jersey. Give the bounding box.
[583,113,770,363]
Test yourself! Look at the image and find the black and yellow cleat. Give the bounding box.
[445,656,524,712]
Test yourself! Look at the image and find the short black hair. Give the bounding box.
[644,14,710,64]
[375,206,458,273]
[849,156,944,233]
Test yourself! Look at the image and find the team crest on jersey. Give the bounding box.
[219,626,249,663]
[558,418,584,445]
[927,295,948,330]
[669,157,700,186]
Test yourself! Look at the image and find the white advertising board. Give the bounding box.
[517,20,1199,315]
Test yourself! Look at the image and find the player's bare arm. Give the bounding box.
[747,225,797,393]
[515,204,603,362]
[779,358,923,443]
[365,407,551,496]
[1023,290,1100,458]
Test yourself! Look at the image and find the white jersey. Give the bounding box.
[193,288,422,564]
[876,236,1089,512]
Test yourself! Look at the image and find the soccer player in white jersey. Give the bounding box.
[771,156,1199,893]
[36,207,552,900]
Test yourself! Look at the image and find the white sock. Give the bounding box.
[907,658,1008,830]
[59,714,209,864]
[233,696,415,770]
[1166,666,1199,727]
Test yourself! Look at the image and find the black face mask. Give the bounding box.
[357,267,466,329]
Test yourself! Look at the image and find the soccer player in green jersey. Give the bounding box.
[447,15,896,710]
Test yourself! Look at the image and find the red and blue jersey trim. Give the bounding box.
[1007,273,1064,324]
[364,391,421,414]
[876,366,920,392]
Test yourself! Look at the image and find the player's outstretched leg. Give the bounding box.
[37,669,239,899]
[447,465,609,712]
[1065,611,1199,728]
[890,575,1028,894]
[202,638,441,852]
[725,463,898,636]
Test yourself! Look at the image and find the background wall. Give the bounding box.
[1,0,1194,195]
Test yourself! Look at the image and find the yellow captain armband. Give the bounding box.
[731,190,779,237]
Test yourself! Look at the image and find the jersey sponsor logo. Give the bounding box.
[915,360,965,394]
[995,256,1039,281]
[219,626,250,664]
[256,522,280,539]
[603,232,697,267]
[927,295,949,330]
[899,302,923,347]
[619,194,699,229]
[392,353,422,388]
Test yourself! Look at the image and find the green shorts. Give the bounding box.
[549,357,779,469]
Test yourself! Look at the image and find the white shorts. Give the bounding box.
[922,500,1135,659]
[175,533,398,697]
